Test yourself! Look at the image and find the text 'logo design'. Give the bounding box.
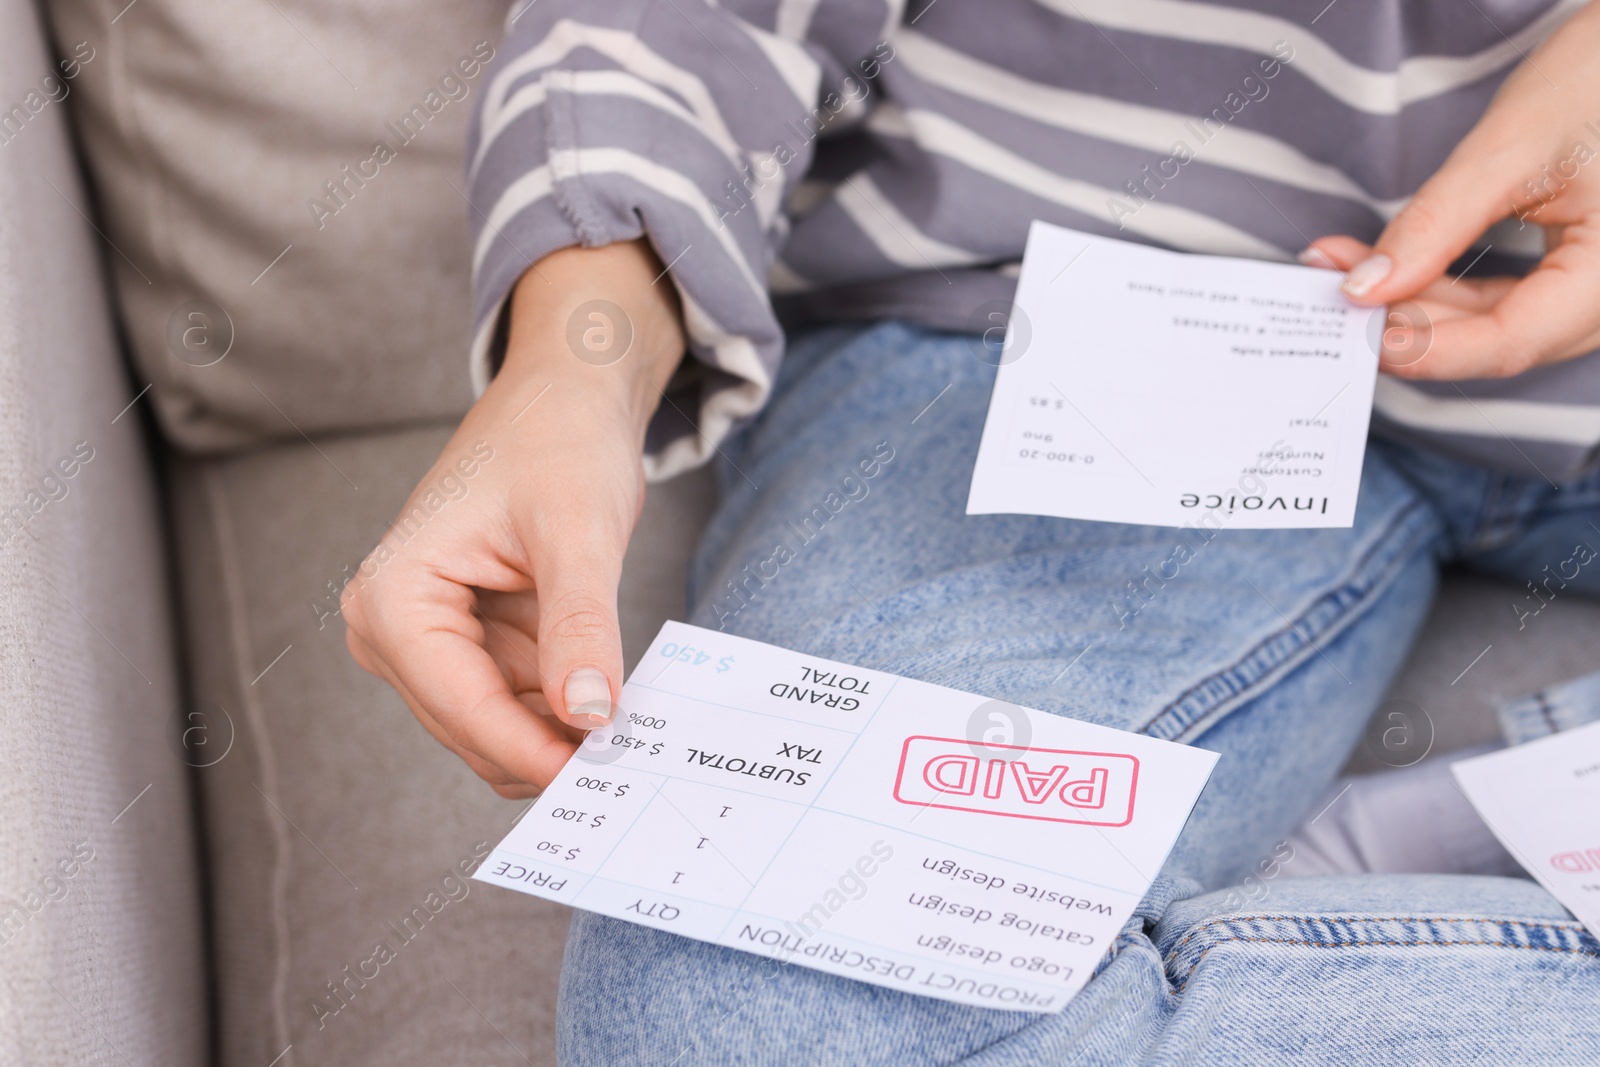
[892,736,1139,827]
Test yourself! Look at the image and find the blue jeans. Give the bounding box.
[560,323,1600,1065]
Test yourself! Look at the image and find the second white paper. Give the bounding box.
[967,222,1382,529]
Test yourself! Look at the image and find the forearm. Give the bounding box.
[499,239,687,443]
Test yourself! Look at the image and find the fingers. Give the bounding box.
[1307,238,1519,312]
[346,625,537,788]
[1341,133,1529,306]
[1299,230,1600,376]
[491,783,547,801]
[1299,236,1369,272]
[340,385,642,792]
[476,590,546,695]
[526,519,628,731]
[1407,275,1518,316]
[1388,248,1600,379]
[344,569,579,790]
[1305,223,1600,378]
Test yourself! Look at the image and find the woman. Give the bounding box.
[344,1,1600,1062]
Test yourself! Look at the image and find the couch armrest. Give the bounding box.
[0,2,207,1061]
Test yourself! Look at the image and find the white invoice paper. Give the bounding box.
[1452,720,1600,939]
[476,621,1218,1012]
[967,221,1383,529]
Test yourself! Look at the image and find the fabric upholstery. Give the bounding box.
[0,0,207,1060]
[1342,569,1600,774]
[44,0,513,453]
[166,420,715,1066]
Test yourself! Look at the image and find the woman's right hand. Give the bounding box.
[341,240,685,797]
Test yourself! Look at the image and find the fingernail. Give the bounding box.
[1341,254,1392,298]
[1297,246,1335,269]
[564,668,613,725]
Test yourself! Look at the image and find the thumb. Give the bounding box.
[532,517,629,730]
[1342,139,1521,306]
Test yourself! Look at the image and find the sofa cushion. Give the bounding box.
[0,0,206,1060]
[1341,569,1600,775]
[166,420,715,1066]
[44,0,513,453]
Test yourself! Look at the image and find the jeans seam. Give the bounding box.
[1461,472,1600,556]
[1465,472,1517,554]
[1166,912,1593,960]
[1090,930,1148,981]
[1139,498,1439,741]
[1164,914,1598,994]
[1171,933,1596,993]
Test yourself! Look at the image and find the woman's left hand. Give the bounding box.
[1303,0,1600,380]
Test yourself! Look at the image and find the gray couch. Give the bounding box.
[4,0,1598,1063]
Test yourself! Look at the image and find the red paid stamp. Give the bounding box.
[892,735,1140,827]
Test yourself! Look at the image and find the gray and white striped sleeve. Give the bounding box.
[466,1,898,479]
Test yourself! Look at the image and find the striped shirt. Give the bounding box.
[466,0,1600,484]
